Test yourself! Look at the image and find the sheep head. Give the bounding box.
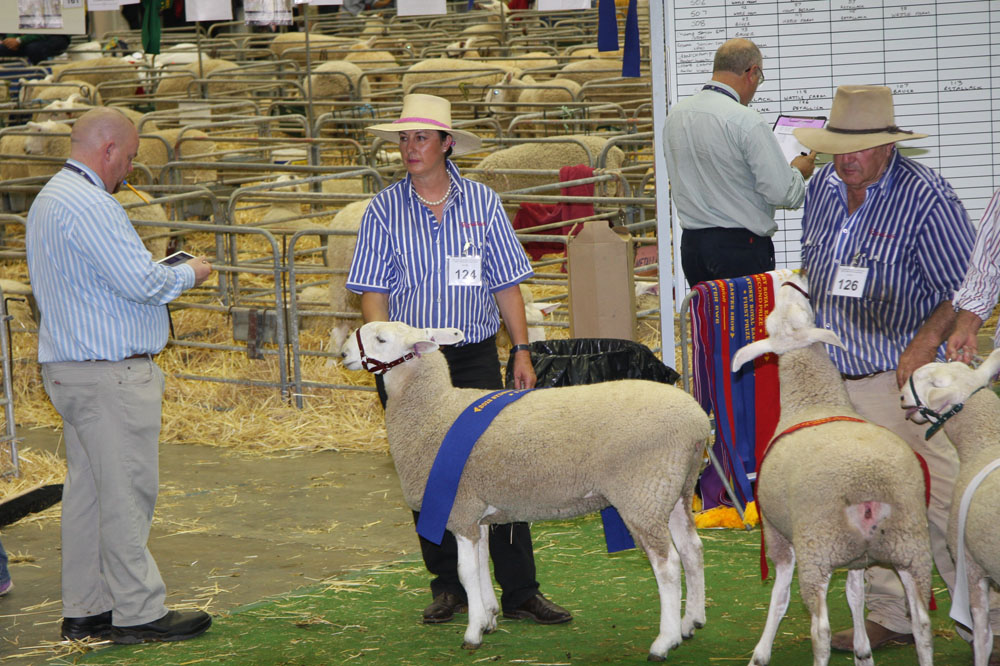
[900,347,1000,424]
[341,321,464,374]
[731,273,844,371]
[24,120,68,155]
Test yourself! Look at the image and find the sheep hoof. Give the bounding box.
[462,641,482,651]
[647,653,667,662]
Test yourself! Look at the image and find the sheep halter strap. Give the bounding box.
[907,376,986,440]
[355,329,414,375]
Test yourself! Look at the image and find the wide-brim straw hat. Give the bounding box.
[794,85,928,155]
[367,94,482,156]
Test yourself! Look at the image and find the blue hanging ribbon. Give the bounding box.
[417,389,535,544]
[467,0,476,10]
[597,0,619,52]
[622,0,640,77]
[601,506,636,553]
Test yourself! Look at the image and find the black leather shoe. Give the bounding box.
[111,610,212,644]
[61,611,113,640]
[422,592,468,624]
[503,594,572,625]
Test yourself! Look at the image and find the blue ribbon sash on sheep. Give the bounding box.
[416,388,637,553]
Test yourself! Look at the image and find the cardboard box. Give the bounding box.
[567,221,636,340]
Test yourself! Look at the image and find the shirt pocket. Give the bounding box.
[391,249,426,290]
[859,236,909,303]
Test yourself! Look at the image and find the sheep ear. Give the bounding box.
[805,328,845,349]
[412,340,440,356]
[732,339,774,372]
[975,347,1000,385]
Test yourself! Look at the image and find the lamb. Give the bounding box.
[50,57,143,102]
[901,350,1000,666]
[153,58,242,110]
[323,198,369,354]
[344,48,401,88]
[402,58,519,104]
[130,128,216,186]
[468,134,625,195]
[31,93,92,122]
[113,188,169,260]
[482,73,581,117]
[341,320,708,660]
[302,60,371,115]
[20,78,100,106]
[269,32,356,64]
[730,273,934,666]
[23,120,72,178]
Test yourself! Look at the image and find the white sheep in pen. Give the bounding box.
[731,273,934,666]
[341,320,709,660]
[901,350,1000,666]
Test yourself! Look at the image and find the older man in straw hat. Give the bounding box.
[795,85,1000,662]
[347,94,572,628]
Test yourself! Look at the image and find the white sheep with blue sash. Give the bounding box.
[342,321,711,661]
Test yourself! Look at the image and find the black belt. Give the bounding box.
[83,353,155,363]
[841,371,881,381]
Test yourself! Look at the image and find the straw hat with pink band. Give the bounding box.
[367,94,482,157]
[793,85,928,155]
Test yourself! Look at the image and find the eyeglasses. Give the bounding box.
[745,64,765,84]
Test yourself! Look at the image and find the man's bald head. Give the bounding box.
[70,107,137,154]
[69,107,139,194]
[713,39,762,75]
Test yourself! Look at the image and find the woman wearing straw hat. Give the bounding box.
[794,85,999,663]
[346,94,572,627]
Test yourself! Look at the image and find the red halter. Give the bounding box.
[356,328,416,375]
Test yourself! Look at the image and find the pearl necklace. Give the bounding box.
[413,177,451,207]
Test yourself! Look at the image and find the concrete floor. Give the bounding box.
[0,427,417,663]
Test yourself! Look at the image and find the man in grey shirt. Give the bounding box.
[664,38,816,287]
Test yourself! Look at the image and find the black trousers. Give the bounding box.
[681,227,775,288]
[0,35,69,65]
[376,336,540,610]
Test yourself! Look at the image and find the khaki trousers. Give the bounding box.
[845,371,1000,636]
[42,358,168,626]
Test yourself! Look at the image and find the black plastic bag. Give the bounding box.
[505,338,679,388]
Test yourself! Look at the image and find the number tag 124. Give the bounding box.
[832,265,869,298]
[448,255,482,287]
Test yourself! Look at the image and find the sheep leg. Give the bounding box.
[669,496,705,637]
[455,533,488,650]
[970,576,992,666]
[845,569,873,666]
[898,568,933,666]
[477,524,499,631]
[640,535,683,662]
[748,529,796,666]
[799,570,832,666]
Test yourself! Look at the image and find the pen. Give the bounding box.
[123,180,151,204]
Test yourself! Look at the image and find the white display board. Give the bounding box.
[666,1,1000,269]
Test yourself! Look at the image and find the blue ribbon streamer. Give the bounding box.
[622,0,640,77]
[597,0,619,52]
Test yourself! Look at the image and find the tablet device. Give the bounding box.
[773,114,826,163]
[158,251,195,266]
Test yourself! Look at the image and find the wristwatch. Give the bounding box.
[511,344,532,354]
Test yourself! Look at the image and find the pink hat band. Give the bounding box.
[394,116,451,130]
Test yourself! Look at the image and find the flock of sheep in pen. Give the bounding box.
[2,2,998,665]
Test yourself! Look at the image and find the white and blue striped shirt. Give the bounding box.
[25,160,195,362]
[346,160,532,344]
[953,189,1000,346]
[801,149,974,376]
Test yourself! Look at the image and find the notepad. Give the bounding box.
[772,114,826,163]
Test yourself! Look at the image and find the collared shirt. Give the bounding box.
[953,188,1000,347]
[801,149,974,376]
[346,160,532,345]
[25,159,195,363]
[663,81,805,237]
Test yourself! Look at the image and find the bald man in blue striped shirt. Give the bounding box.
[794,86,999,658]
[26,108,213,645]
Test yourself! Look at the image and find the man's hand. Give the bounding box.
[945,308,984,364]
[791,150,817,180]
[510,349,536,390]
[895,300,958,387]
[2,37,20,51]
[186,256,213,286]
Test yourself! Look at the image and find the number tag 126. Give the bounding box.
[832,265,869,298]
[448,255,482,287]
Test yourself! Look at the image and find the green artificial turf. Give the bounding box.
[77,513,972,665]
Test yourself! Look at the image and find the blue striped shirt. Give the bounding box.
[346,160,532,344]
[25,160,195,363]
[801,149,974,375]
